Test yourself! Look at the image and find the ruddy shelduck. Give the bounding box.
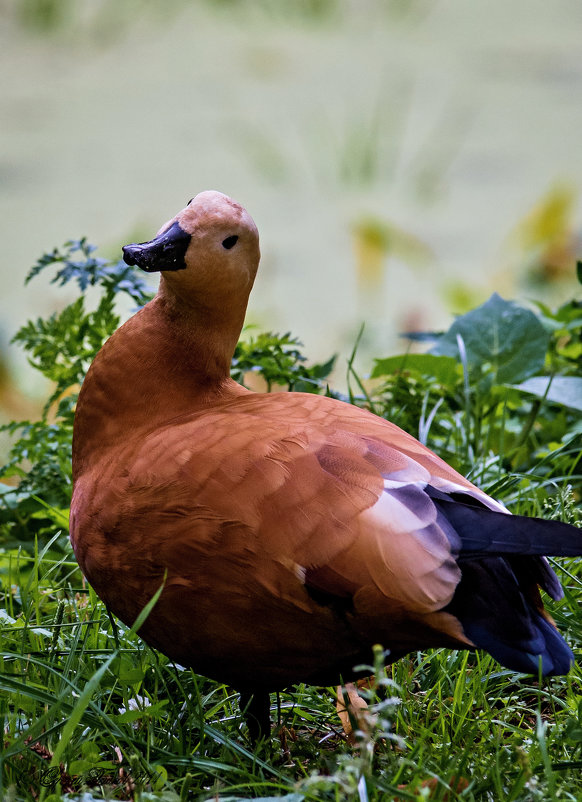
[70,191,582,740]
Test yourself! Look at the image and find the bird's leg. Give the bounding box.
[239,690,271,744]
[336,682,369,742]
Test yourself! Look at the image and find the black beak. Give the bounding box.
[122,221,191,273]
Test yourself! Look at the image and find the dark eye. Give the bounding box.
[187,198,194,205]
[222,235,238,250]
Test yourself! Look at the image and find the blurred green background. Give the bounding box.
[1,0,581,419]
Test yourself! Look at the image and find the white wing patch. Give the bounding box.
[356,472,461,611]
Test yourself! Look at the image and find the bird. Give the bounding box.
[70,190,582,741]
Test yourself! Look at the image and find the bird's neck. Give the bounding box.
[72,290,248,480]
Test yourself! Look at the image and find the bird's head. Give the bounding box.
[122,191,260,311]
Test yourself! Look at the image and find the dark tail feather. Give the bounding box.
[428,485,579,677]
[462,612,574,676]
[445,556,575,676]
[426,485,582,557]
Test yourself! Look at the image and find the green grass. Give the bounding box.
[1,542,581,800]
[1,244,581,800]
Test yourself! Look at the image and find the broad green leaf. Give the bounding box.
[110,654,146,685]
[68,758,93,775]
[514,376,582,411]
[431,293,549,383]
[372,353,458,385]
[565,717,582,743]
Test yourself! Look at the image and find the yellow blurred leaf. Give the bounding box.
[513,184,575,250]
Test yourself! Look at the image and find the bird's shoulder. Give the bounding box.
[129,390,484,497]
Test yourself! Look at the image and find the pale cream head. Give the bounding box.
[123,190,260,312]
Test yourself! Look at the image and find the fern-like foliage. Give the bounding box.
[1,242,154,549]
[26,238,152,306]
[232,330,336,392]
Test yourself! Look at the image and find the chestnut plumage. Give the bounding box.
[70,191,582,739]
